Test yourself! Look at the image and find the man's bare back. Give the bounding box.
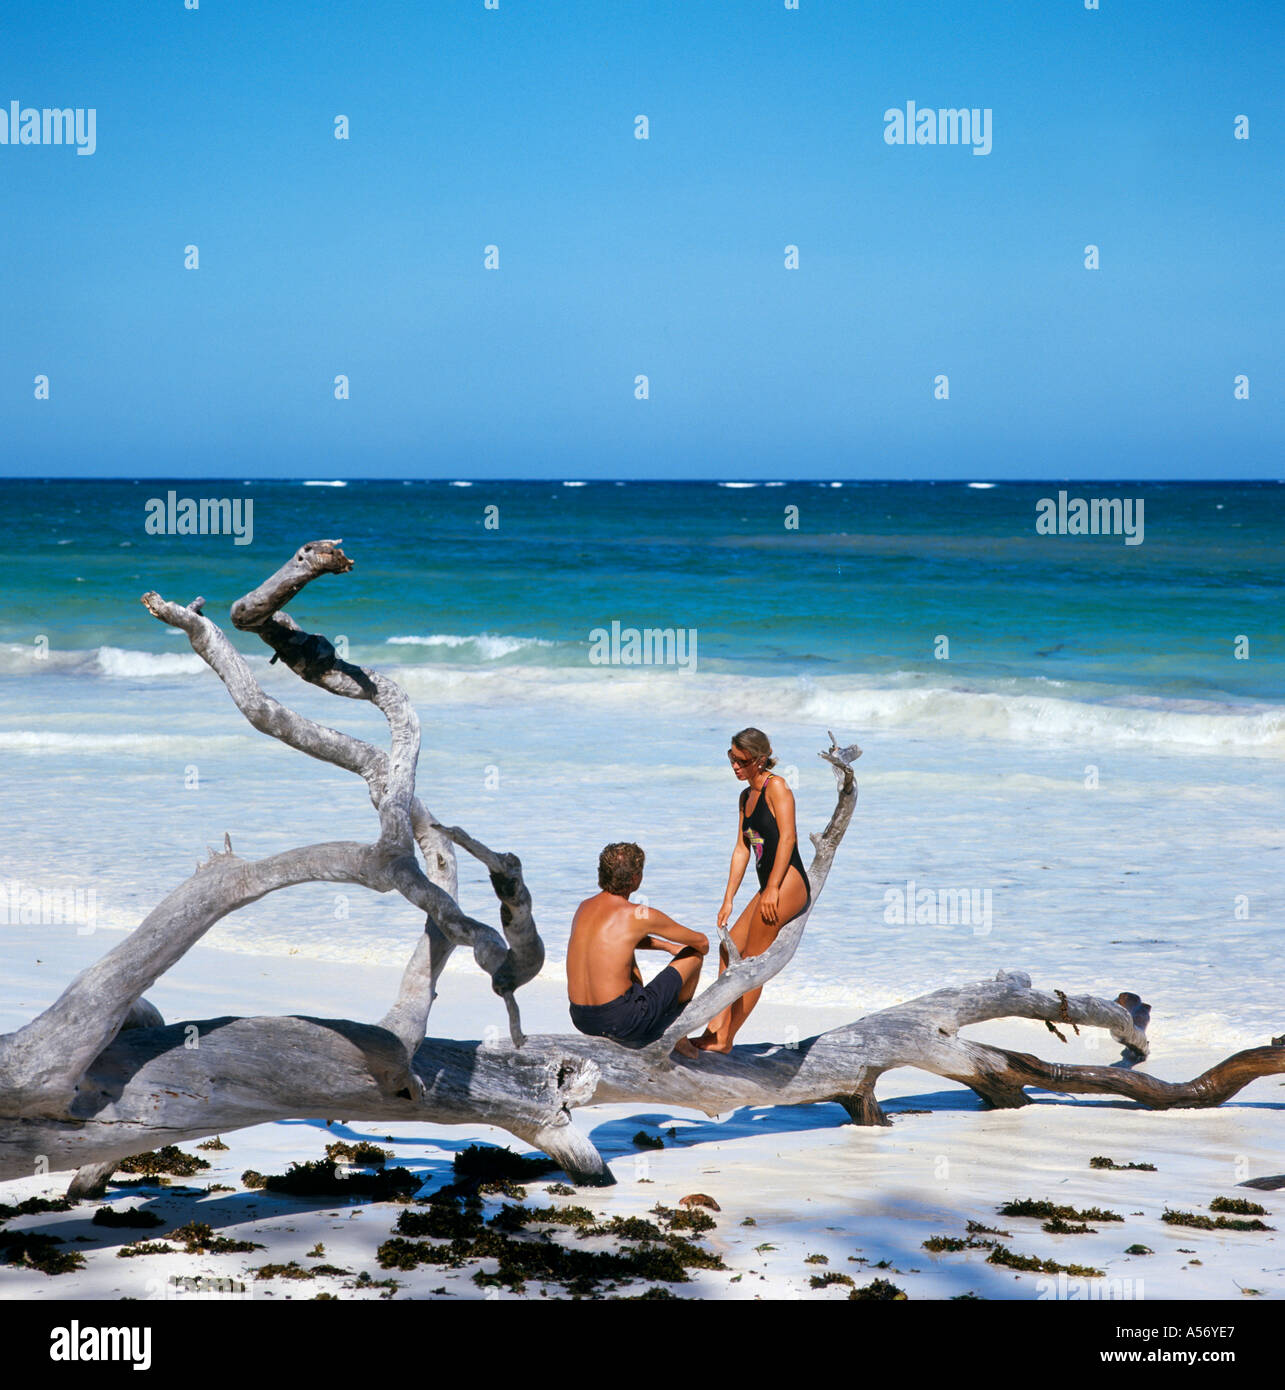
[567,892,693,1005]
[566,843,708,1057]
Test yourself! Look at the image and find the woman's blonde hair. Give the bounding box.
[731,727,776,771]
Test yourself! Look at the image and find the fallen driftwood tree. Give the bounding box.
[1,541,1281,1195]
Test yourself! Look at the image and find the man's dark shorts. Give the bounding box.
[568,965,685,1048]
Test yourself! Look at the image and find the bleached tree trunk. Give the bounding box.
[1,542,1278,1195]
[6,972,1282,1190]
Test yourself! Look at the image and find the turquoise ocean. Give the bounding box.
[1,479,1281,1054]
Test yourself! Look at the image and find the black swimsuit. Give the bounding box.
[742,773,811,906]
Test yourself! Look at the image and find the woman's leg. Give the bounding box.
[694,867,809,1052]
[689,931,742,1049]
[690,909,758,1050]
[690,900,759,1048]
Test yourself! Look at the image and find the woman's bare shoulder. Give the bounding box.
[766,774,795,806]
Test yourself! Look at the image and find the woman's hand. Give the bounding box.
[717,896,734,928]
[759,886,780,925]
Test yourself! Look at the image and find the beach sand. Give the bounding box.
[1,921,1281,1302]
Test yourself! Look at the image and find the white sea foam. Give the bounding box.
[385,633,556,659]
[0,643,83,674]
[302,479,347,487]
[0,730,245,754]
[7,642,1282,754]
[0,644,209,678]
[387,665,1285,755]
[94,646,207,678]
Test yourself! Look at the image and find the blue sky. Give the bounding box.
[0,0,1281,479]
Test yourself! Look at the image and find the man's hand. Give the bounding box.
[652,933,709,957]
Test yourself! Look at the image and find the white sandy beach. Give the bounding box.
[1,920,1280,1302]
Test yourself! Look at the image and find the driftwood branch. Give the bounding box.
[2,542,1276,1201]
[139,542,539,1048]
[0,540,543,1139]
[2,971,1279,1193]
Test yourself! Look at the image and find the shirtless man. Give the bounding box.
[567,842,707,1058]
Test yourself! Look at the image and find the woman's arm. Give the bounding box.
[719,795,752,927]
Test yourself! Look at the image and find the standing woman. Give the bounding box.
[692,727,811,1052]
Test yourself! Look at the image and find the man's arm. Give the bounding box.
[633,909,709,955]
[637,934,685,953]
